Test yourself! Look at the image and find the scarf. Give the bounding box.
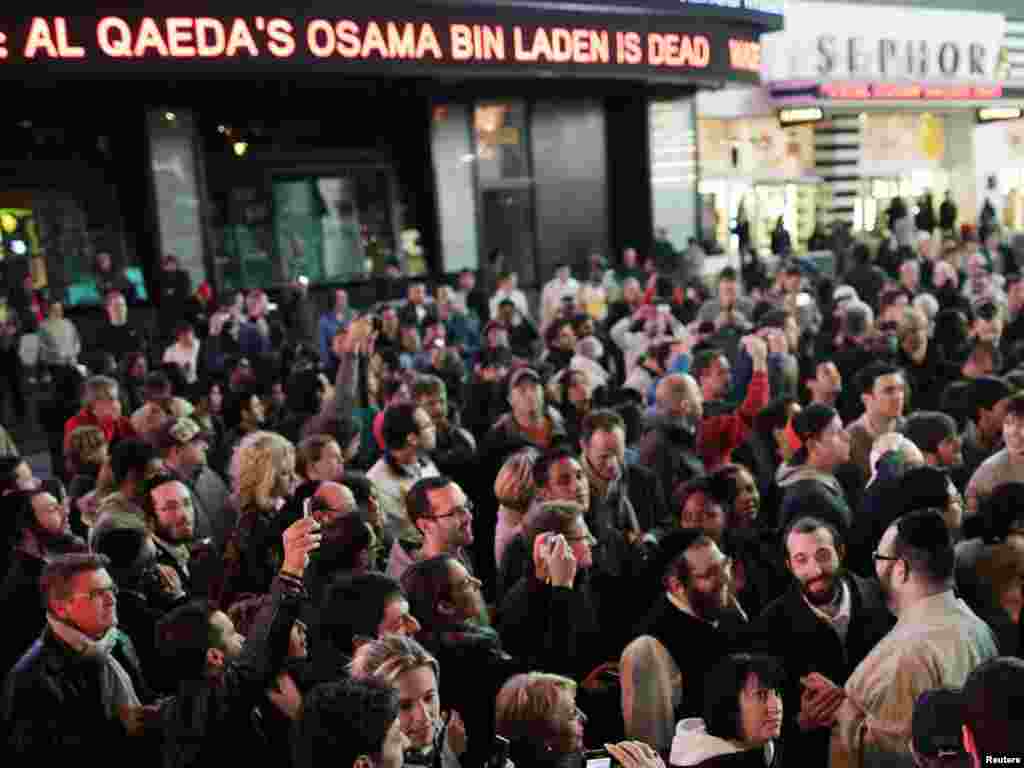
[47,614,141,719]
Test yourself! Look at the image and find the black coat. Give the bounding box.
[0,550,46,675]
[498,572,605,682]
[738,574,893,768]
[634,594,744,721]
[3,626,154,766]
[152,574,305,768]
[638,418,705,512]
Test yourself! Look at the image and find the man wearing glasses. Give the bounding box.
[816,510,997,768]
[387,476,476,583]
[4,553,154,762]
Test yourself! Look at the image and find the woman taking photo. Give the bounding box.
[216,430,298,607]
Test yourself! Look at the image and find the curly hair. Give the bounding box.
[67,425,108,475]
[232,430,295,511]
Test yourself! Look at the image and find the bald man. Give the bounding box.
[311,481,357,526]
[639,373,706,510]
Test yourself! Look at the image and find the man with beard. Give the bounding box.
[738,518,892,768]
[413,375,476,491]
[140,474,200,598]
[818,510,998,768]
[623,530,745,736]
[386,477,477,585]
[158,417,227,582]
[1,489,86,673]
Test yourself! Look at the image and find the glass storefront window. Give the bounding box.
[650,98,698,251]
[473,101,538,287]
[147,109,207,289]
[0,120,140,309]
[213,166,399,292]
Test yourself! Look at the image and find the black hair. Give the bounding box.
[223,387,261,431]
[902,412,958,455]
[532,447,579,489]
[381,402,420,452]
[718,267,738,284]
[304,516,375,605]
[962,657,1024,761]
[400,554,460,635]
[109,438,157,486]
[855,362,903,400]
[938,381,974,433]
[407,475,453,530]
[704,654,785,742]
[691,348,727,385]
[890,509,955,585]
[155,599,220,681]
[315,572,404,658]
[753,397,799,443]
[294,678,400,768]
[978,483,1024,544]
[782,516,844,557]
[790,404,838,465]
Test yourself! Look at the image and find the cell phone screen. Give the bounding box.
[585,750,614,768]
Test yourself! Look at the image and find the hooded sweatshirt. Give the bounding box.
[670,718,778,768]
[776,461,852,533]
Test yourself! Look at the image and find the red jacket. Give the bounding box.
[698,370,769,470]
[63,408,136,452]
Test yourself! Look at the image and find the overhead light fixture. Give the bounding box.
[165,111,176,122]
[778,107,824,126]
[233,141,248,157]
[978,106,1022,123]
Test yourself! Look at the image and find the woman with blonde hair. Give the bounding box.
[216,430,297,607]
[351,633,465,768]
[494,448,539,569]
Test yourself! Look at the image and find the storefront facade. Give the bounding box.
[0,1,778,310]
[759,1,1022,239]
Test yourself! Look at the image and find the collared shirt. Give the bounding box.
[831,591,998,768]
[803,578,852,644]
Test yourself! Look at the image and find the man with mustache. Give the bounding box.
[737,517,892,768]
[140,474,198,598]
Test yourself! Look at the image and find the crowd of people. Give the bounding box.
[1,227,1023,768]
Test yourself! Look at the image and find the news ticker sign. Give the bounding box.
[0,14,762,82]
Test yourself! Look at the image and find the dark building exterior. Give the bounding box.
[0,1,778,309]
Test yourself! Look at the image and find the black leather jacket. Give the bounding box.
[152,572,306,768]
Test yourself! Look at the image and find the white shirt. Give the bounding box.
[489,288,530,322]
[163,340,201,384]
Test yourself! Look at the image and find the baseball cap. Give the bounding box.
[157,417,211,451]
[508,367,542,393]
[912,688,966,759]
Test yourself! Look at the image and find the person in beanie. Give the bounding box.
[777,404,853,535]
